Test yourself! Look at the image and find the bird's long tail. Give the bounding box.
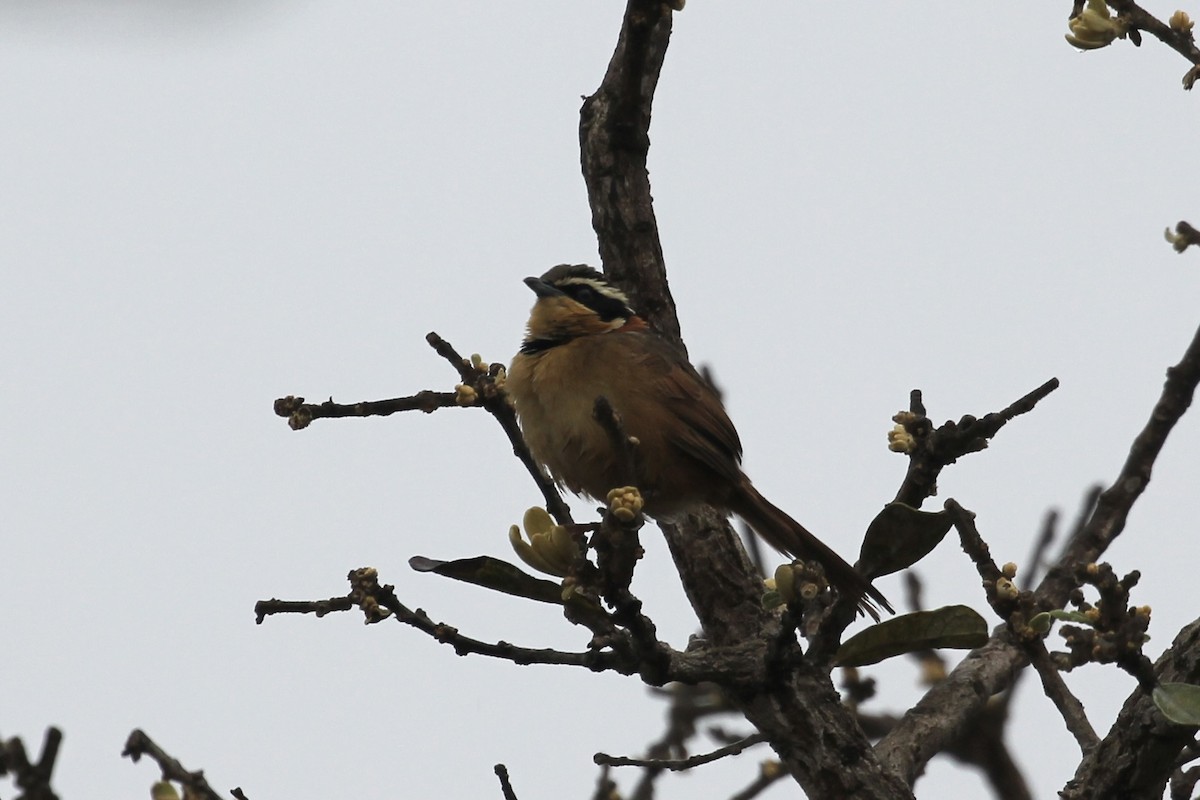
[731,481,893,621]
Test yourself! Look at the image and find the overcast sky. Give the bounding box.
[4,2,1200,799]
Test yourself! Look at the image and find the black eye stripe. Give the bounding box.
[562,283,630,322]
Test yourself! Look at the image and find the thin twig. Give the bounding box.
[256,568,754,684]
[272,391,458,430]
[254,595,354,623]
[493,764,519,800]
[1104,0,1200,87]
[425,331,575,526]
[1038,322,1200,609]
[596,733,766,771]
[625,683,733,800]
[945,498,1095,761]
[1027,642,1099,753]
[893,378,1059,509]
[592,396,639,487]
[728,761,788,800]
[122,730,230,800]
[0,728,63,800]
[1171,765,1200,800]
[1022,509,1058,591]
[590,766,619,800]
[945,500,1004,588]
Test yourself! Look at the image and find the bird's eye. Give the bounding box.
[573,286,596,303]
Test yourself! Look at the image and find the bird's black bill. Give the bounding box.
[524,276,565,298]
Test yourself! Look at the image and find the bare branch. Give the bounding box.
[493,764,519,800]
[592,396,640,488]
[424,331,575,526]
[596,733,766,771]
[1171,765,1200,800]
[254,594,353,623]
[879,324,1200,785]
[1,727,63,800]
[272,391,458,430]
[728,761,788,800]
[1027,641,1099,753]
[255,568,766,686]
[1103,0,1200,87]
[1061,620,1200,799]
[580,0,679,344]
[893,378,1059,509]
[122,729,233,800]
[1039,321,1200,609]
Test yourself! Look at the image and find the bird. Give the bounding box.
[505,264,892,620]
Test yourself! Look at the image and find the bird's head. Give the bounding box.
[520,265,642,352]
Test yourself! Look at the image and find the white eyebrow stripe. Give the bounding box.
[557,277,631,305]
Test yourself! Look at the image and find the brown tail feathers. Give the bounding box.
[731,481,893,621]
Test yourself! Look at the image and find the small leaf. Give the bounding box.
[857,503,953,579]
[1153,682,1200,726]
[761,589,785,611]
[409,555,564,604]
[836,604,988,667]
[1029,612,1053,633]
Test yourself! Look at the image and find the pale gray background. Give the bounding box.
[3,2,1199,798]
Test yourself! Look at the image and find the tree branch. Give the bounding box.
[493,764,520,800]
[1027,641,1099,753]
[580,3,913,796]
[1061,619,1200,799]
[122,729,239,800]
[877,322,1200,785]
[424,331,575,526]
[255,567,769,687]
[893,378,1059,509]
[580,0,679,344]
[1039,321,1200,609]
[1,727,63,800]
[595,732,766,771]
[1103,0,1200,88]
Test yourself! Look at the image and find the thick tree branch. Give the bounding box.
[580,0,679,345]
[579,3,912,797]
[1061,620,1200,799]
[1039,321,1200,609]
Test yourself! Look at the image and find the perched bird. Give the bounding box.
[505,264,892,619]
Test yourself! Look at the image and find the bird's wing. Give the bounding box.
[632,334,744,483]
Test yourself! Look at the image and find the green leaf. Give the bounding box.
[409,555,564,604]
[1028,609,1093,633]
[857,503,954,579]
[1029,612,1053,633]
[836,604,989,667]
[761,589,785,611]
[1153,682,1200,726]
